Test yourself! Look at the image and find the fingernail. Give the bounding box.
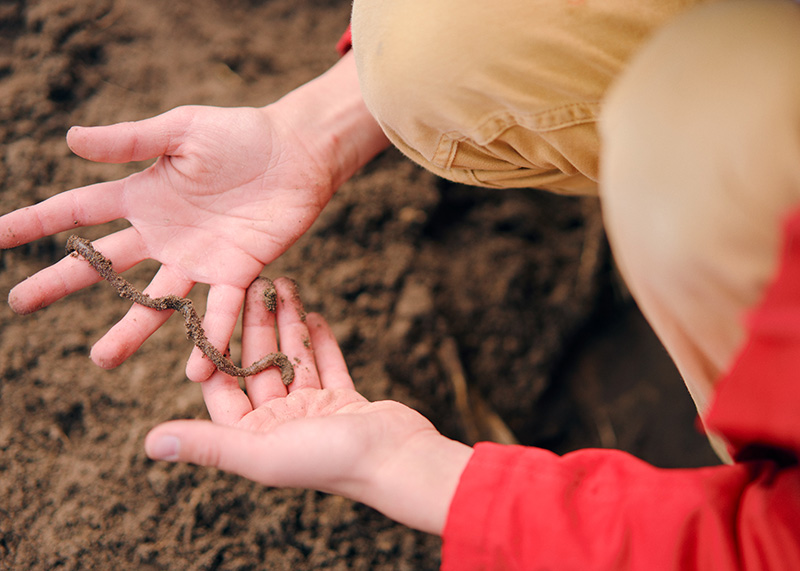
[149,435,180,461]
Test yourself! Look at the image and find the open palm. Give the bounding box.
[1,104,336,380]
[145,278,459,534]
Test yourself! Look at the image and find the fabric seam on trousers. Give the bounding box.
[431,101,601,170]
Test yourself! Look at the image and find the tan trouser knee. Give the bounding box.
[600,0,800,419]
[352,0,707,194]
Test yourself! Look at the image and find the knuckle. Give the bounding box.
[194,442,223,468]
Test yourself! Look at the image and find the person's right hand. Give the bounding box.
[1,103,332,380]
[0,53,389,381]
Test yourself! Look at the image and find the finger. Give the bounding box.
[90,264,194,369]
[306,312,355,391]
[66,107,192,164]
[0,180,128,249]
[7,227,147,315]
[241,277,286,406]
[185,284,246,383]
[274,277,320,391]
[144,418,350,491]
[145,420,281,483]
[200,370,253,425]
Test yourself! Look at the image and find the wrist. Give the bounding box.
[268,51,390,192]
[365,429,474,535]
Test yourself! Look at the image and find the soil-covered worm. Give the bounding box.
[66,235,294,385]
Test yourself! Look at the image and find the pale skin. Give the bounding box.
[144,277,474,535]
[0,52,390,382]
[2,52,472,534]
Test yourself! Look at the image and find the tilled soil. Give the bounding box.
[0,1,718,569]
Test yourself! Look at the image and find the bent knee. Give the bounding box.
[352,0,708,193]
[601,0,800,200]
[599,0,800,386]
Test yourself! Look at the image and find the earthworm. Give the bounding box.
[66,235,294,385]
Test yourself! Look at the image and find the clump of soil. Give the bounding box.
[0,1,718,569]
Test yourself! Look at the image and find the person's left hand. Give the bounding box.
[145,277,473,535]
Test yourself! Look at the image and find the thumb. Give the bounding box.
[66,107,193,164]
[145,417,362,494]
[145,420,269,478]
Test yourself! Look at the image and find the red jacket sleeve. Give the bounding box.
[336,25,352,56]
[442,210,800,570]
[442,445,800,570]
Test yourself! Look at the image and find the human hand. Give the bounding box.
[1,102,334,381]
[144,277,473,535]
[1,53,389,381]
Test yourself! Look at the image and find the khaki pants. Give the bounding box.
[352,0,714,194]
[353,0,800,458]
[600,0,800,455]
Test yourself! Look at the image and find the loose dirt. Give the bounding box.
[0,1,718,569]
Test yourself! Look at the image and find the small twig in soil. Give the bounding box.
[438,334,518,446]
[66,235,294,385]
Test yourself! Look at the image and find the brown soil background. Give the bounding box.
[0,1,719,569]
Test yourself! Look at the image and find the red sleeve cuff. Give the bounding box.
[440,441,784,570]
[336,25,352,56]
[441,442,559,570]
